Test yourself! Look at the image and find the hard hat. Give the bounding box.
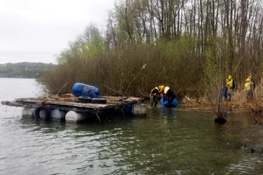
[228,75,232,79]
[158,85,164,91]
[246,78,250,82]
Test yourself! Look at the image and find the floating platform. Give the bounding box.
[1,94,145,122]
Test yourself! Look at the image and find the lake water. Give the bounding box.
[0,78,263,175]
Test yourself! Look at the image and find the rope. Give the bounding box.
[95,112,101,123]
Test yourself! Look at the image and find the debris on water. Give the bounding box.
[214,117,227,123]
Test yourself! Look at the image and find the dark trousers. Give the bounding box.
[247,90,253,102]
[167,96,175,108]
[151,95,158,106]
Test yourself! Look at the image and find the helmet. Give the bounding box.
[246,78,250,82]
[158,85,164,91]
[228,75,232,79]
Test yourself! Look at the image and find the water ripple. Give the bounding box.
[1,105,263,174]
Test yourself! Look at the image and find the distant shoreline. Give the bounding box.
[0,62,55,79]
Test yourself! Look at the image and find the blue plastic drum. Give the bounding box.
[160,97,178,107]
[72,83,99,98]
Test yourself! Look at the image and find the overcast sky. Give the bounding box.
[0,0,115,64]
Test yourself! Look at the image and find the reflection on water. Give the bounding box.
[1,78,263,174]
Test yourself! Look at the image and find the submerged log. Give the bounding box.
[214,117,227,123]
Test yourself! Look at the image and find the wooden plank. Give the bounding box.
[1,101,40,108]
[2,96,144,113]
[46,100,110,109]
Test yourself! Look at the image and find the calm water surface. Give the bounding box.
[0,78,263,175]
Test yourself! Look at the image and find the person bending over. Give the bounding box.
[150,85,164,106]
[163,86,176,108]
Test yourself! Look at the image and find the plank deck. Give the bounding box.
[1,95,144,113]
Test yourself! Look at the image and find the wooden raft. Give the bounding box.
[1,95,144,114]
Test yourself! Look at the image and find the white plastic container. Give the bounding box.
[38,109,50,120]
[65,111,86,123]
[22,108,35,117]
[132,104,147,115]
[50,109,66,121]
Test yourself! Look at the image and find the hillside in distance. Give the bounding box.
[0,62,55,78]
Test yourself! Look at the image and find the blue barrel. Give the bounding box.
[160,97,178,107]
[72,83,99,98]
[124,105,133,114]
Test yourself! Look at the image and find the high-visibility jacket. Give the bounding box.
[222,85,231,96]
[226,79,234,88]
[227,86,230,94]
[151,87,160,96]
[245,82,251,91]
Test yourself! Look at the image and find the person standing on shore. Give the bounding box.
[226,75,235,101]
[221,83,231,103]
[245,78,253,102]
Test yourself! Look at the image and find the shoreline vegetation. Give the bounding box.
[36,0,262,121]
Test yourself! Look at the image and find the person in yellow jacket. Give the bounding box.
[226,75,235,101]
[220,83,231,102]
[150,85,164,106]
[245,78,253,102]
